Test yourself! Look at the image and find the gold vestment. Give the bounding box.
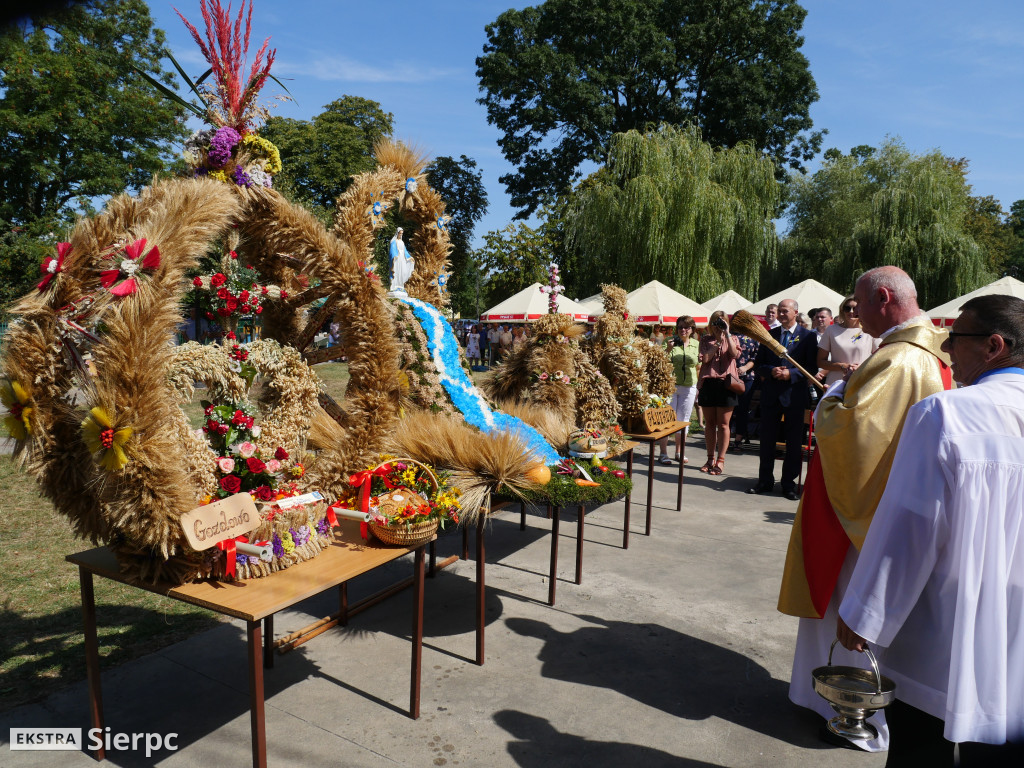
[778,315,950,618]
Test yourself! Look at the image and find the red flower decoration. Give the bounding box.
[246,457,266,474]
[192,276,203,287]
[38,242,72,292]
[274,447,289,460]
[229,250,238,260]
[255,485,275,501]
[210,273,227,287]
[100,238,161,297]
[220,474,241,494]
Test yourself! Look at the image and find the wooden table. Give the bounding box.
[625,422,688,534]
[67,521,430,768]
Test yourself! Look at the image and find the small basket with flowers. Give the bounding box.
[340,457,461,547]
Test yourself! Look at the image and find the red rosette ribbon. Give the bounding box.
[215,534,249,579]
[347,464,396,540]
[38,242,72,292]
[100,238,161,297]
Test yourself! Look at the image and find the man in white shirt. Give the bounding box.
[488,325,502,366]
[765,303,781,329]
[838,293,1024,767]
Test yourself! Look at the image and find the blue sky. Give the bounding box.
[148,0,1024,243]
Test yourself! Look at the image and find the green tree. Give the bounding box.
[425,155,489,317]
[964,194,1017,275]
[475,223,550,307]
[0,0,186,308]
[261,96,394,217]
[996,199,1024,278]
[476,0,822,217]
[566,124,781,301]
[783,139,990,307]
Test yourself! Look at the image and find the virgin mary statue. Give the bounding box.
[389,228,414,294]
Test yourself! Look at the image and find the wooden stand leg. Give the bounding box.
[263,615,274,669]
[428,540,436,577]
[247,621,267,768]
[646,443,655,535]
[548,506,560,606]
[80,567,105,762]
[546,504,551,519]
[410,546,424,719]
[575,505,584,585]
[520,502,526,531]
[475,507,486,666]
[677,429,685,511]
[623,448,633,549]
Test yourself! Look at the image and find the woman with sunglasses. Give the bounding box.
[817,296,881,386]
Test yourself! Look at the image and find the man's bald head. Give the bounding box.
[853,266,921,337]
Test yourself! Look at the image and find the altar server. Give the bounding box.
[838,293,1024,767]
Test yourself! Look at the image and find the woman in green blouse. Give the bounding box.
[658,316,700,464]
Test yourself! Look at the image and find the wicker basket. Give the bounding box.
[364,458,441,548]
[369,518,439,547]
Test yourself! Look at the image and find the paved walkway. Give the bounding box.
[1,436,886,767]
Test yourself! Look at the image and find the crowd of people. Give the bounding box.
[462,271,1024,765]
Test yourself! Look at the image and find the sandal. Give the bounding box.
[699,457,714,474]
[709,457,725,475]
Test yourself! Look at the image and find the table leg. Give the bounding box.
[548,506,560,606]
[339,582,348,626]
[520,502,526,531]
[79,566,105,761]
[263,615,274,669]
[623,448,633,549]
[428,540,436,577]
[575,504,584,585]
[410,546,424,719]
[646,442,655,535]
[476,509,486,666]
[677,429,685,511]
[247,620,267,768]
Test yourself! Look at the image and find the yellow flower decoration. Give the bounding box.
[1,380,33,441]
[242,133,282,175]
[280,530,295,554]
[81,407,132,471]
[208,170,228,183]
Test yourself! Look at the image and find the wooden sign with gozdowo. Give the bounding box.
[181,492,260,551]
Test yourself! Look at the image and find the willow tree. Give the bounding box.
[566,124,781,301]
[785,139,990,307]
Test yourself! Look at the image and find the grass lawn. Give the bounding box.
[0,361,352,713]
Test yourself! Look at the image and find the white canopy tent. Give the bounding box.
[926,276,1024,326]
[587,280,708,324]
[742,279,846,318]
[480,283,591,323]
[575,292,604,317]
[700,289,751,317]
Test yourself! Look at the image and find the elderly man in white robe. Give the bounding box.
[837,293,1024,767]
[389,227,414,294]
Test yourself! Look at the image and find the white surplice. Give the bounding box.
[839,371,1024,744]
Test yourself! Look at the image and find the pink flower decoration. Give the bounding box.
[266,459,281,473]
[238,441,257,458]
[38,242,71,292]
[217,457,235,473]
[100,238,161,297]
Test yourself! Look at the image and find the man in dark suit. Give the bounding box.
[747,299,819,500]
